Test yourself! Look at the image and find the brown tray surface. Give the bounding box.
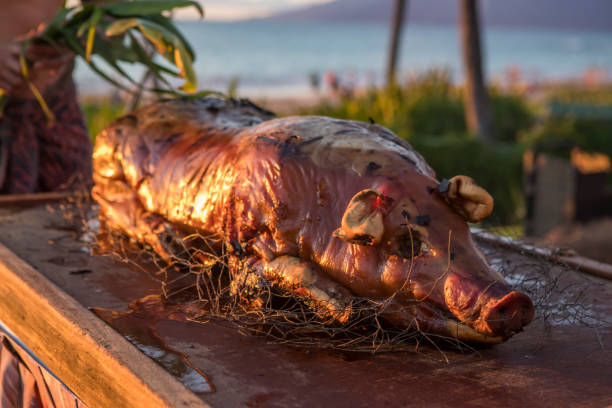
[0,203,610,408]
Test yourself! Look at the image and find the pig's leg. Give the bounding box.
[234,255,354,323]
[92,180,184,262]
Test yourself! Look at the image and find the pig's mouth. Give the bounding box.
[410,302,509,345]
[441,317,505,344]
[439,273,534,343]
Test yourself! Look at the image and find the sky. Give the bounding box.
[173,0,332,21]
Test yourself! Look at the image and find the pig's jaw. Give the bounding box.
[442,318,505,344]
[381,297,507,344]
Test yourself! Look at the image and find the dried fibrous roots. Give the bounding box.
[92,228,449,355]
[68,200,607,358]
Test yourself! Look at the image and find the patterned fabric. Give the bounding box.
[0,326,87,408]
[0,55,92,194]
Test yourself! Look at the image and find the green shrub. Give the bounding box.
[531,86,612,163]
[303,70,466,141]
[80,99,125,142]
[545,83,612,106]
[303,70,534,143]
[490,91,534,143]
[526,112,612,184]
[411,136,525,225]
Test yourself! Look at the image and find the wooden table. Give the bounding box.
[0,199,610,408]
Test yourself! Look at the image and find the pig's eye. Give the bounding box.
[393,232,424,259]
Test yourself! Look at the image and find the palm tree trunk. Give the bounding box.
[459,0,494,141]
[386,0,407,87]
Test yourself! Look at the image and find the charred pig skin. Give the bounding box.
[92,97,533,344]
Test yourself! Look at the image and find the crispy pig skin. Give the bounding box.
[92,97,533,342]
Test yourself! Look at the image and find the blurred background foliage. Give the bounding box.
[80,69,612,225]
[81,97,126,140]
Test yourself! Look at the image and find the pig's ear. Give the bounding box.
[446,176,494,223]
[333,189,385,246]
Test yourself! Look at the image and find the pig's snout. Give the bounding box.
[483,291,534,338]
[444,273,534,339]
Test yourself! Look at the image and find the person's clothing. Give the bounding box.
[0,324,87,408]
[0,44,91,194]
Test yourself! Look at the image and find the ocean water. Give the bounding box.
[74,21,612,97]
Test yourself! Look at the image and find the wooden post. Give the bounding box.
[459,0,494,141]
[386,0,407,87]
[472,229,612,281]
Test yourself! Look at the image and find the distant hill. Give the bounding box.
[264,0,612,32]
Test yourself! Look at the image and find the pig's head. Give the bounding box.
[332,174,534,344]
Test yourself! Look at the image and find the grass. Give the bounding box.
[80,97,126,143]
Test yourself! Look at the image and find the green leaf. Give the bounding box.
[93,45,140,86]
[58,26,137,91]
[102,1,203,18]
[109,18,199,93]
[28,3,202,99]
[19,42,30,80]
[58,26,87,58]
[41,7,73,37]
[104,18,140,36]
[66,6,96,32]
[128,33,177,80]
[138,23,177,60]
[19,40,55,123]
[76,18,89,38]
[147,14,195,60]
[26,81,56,123]
[85,8,103,62]
[33,33,62,52]
[109,18,181,62]
[151,88,222,98]
[174,45,197,93]
[86,58,133,92]
[97,35,141,63]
